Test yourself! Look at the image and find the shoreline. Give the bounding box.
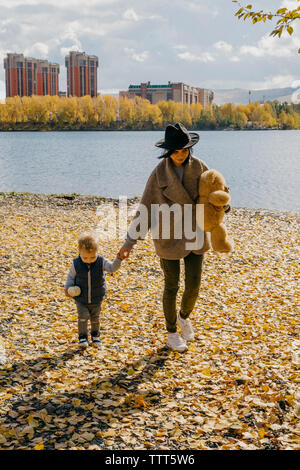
[0,191,298,217]
[0,127,295,132]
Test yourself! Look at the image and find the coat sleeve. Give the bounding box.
[200,160,209,172]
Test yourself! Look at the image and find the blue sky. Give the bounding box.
[0,0,299,99]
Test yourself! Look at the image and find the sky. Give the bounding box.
[0,0,299,99]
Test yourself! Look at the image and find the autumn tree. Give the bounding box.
[157,100,178,124]
[0,95,299,130]
[173,103,192,128]
[233,1,300,53]
[5,97,25,123]
[146,103,163,128]
[278,108,300,128]
[22,96,49,124]
[118,97,135,128]
[56,96,78,125]
[78,96,98,126]
[99,95,117,128]
[198,104,217,129]
[190,103,204,127]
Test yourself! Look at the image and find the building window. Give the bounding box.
[90,66,95,96]
[80,66,85,96]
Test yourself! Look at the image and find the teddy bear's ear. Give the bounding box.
[208,170,218,185]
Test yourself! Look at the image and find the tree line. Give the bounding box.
[0,95,299,130]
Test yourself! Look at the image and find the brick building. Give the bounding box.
[4,53,59,98]
[65,51,98,97]
[120,81,214,107]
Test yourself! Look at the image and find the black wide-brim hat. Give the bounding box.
[155,122,199,150]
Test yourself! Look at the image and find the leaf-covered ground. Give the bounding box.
[0,193,299,450]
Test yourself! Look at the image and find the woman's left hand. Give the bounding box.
[117,245,132,260]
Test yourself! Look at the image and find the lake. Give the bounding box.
[0,130,299,211]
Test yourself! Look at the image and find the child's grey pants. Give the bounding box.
[75,300,102,338]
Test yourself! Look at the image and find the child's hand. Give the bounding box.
[64,287,72,298]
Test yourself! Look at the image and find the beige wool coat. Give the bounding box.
[125,155,211,260]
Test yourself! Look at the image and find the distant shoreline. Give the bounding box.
[0,127,293,132]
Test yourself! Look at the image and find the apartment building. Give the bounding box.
[4,53,59,97]
[65,51,98,97]
[120,81,214,107]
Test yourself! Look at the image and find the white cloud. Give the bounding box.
[99,88,120,95]
[0,0,117,7]
[253,74,298,90]
[176,1,206,13]
[174,44,187,51]
[280,0,299,8]
[177,51,215,63]
[60,45,82,57]
[124,48,149,63]
[0,79,5,102]
[213,41,233,53]
[240,31,299,58]
[24,42,49,58]
[123,9,139,22]
[206,74,298,91]
[123,8,163,23]
[0,0,299,100]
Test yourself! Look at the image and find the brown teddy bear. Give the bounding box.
[197,169,233,253]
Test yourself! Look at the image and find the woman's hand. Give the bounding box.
[117,245,132,260]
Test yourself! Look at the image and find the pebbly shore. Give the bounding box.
[0,192,299,450]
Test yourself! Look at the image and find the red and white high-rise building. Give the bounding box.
[65,51,98,97]
[4,53,59,98]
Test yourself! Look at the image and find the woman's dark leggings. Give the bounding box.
[159,252,204,333]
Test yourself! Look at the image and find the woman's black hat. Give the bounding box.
[155,122,199,150]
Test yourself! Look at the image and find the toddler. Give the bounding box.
[64,232,124,349]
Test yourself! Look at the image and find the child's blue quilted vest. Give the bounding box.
[73,255,106,305]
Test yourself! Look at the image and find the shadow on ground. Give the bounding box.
[0,346,171,449]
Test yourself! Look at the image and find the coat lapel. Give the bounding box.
[156,156,197,205]
[182,156,201,203]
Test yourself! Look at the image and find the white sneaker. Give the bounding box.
[91,336,102,349]
[78,337,88,349]
[177,312,194,341]
[167,332,187,352]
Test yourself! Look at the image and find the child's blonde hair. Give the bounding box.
[78,232,98,252]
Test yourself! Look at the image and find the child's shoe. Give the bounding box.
[177,311,194,341]
[167,332,187,352]
[78,335,88,349]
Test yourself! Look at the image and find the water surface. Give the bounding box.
[0,130,299,211]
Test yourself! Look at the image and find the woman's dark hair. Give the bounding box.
[158,147,193,159]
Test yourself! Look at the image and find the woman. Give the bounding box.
[118,123,229,352]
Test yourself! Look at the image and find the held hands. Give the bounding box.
[117,245,132,260]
